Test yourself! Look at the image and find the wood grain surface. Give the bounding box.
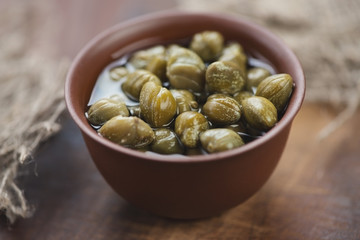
[1,1,359,239]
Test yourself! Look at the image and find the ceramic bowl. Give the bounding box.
[65,11,305,219]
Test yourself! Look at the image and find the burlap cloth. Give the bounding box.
[0,2,69,223]
[0,0,359,223]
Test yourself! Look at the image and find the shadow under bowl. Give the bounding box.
[65,11,305,219]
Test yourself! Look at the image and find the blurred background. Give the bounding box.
[0,0,359,239]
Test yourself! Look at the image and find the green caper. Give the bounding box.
[202,95,241,125]
[219,42,247,75]
[166,44,182,58]
[170,89,198,114]
[122,69,162,101]
[200,128,244,153]
[189,31,224,62]
[167,47,206,92]
[233,91,253,104]
[128,45,166,70]
[139,81,177,127]
[146,55,167,81]
[109,66,128,81]
[206,61,246,95]
[151,128,184,155]
[241,96,278,131]
[256,73,293,112]
[98,116,154,148]
[246,67,271,93]
[174,111,209,148]
[87,98,129,126]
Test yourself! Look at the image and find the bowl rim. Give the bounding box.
[65,10,305,163]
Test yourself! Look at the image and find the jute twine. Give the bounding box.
[1,0,359,223]
[0,1,69,223]
[178,0,360,138]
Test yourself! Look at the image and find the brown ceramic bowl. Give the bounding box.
[65,11,305,219]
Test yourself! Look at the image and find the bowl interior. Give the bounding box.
[65,11,305,162]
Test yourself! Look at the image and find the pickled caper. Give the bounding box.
[256,73,293,112]
[174,111,209,148]
[122,69,162,101]
[206,61,245,95]
[139,81,177,127]
[246,67,271,93]
[202,95,241,125]
[219,42,247,75]
[189,31,224,62]
[146,55,167,81]
[241,96,278,131]
[200,128,244,153]
[167,47,206,93]
[151,128,183,155]
[87,98,129,126]
[109,66,128,81]
[128,45,166,70]
[166,44,182,57]
[170,89,198,114]
[98,116,154,148]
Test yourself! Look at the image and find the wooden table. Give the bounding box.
[1,1,359,239]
